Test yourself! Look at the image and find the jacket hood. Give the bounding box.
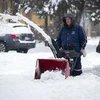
[62,13,75,27]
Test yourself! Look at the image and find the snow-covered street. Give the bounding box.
[0,37,100,100]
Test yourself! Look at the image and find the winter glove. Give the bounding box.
[59,48,66,57]
[81,49,87,57]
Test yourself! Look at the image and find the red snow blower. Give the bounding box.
[34,38,80,79]
[34,58,70,79]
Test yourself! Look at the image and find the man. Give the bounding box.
[56,13,87,76]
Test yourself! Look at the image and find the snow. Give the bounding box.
[0,37,100,100]
[25,7,31,14]
[0,13,20,23]
[43,0,62,14]
[91,17,95,21]
[0,14,100,100]
[0,23,33,34]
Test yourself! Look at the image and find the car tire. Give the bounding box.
[96,45,100,53]
[17,49,22,53]
[0,42,8,52]
[17,49,28,53]
[23,49,28,53]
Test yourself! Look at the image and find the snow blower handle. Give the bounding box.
[70,51,82,75]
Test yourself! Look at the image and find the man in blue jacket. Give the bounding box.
[56,13,87,76]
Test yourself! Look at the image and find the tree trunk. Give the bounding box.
[88,19,91,37]
[45,15,48,33]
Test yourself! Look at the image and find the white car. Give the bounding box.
[0,22,36,53]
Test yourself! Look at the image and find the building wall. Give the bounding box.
[31,12,50,26]
[20,8,50,26]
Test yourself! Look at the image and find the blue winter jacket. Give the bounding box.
[56,23,87,53]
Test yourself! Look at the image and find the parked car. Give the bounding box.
[0,22,36,53]
[96,40,100,53]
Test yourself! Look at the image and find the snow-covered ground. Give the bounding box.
[0,13,100,100]
[0,37,100,100]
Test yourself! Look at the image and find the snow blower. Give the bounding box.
[16,13,80,79]
[34,38,81,79]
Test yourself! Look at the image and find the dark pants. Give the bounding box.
[71,57,82,76]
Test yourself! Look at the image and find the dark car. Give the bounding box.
[0,23,36,53]
[96,40,100,53]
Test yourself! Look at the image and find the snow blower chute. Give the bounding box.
[16,13,80,79]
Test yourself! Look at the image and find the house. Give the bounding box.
[0,0,50,26]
